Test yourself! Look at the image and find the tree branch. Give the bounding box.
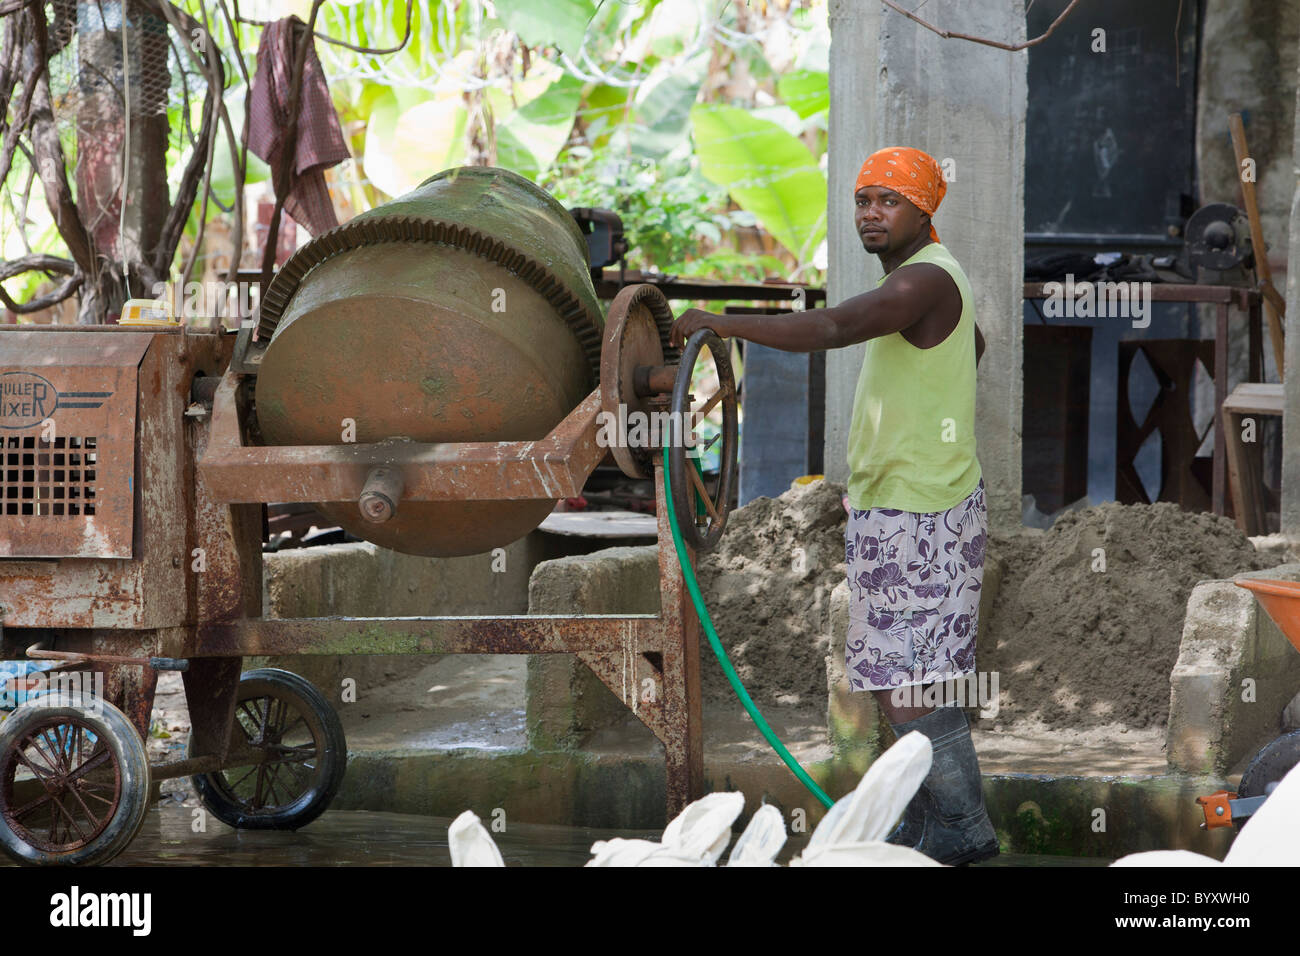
[0,250,80,317]
[216,0,251,89]
[215,0,249,276]
[151,85,214,273]
[0,251,75,280]
[152,0,223,281]
[165,25,196,148]
[0,271,82,313]
[233,0,413,56]
[0,10,40,193]
[215,96,245,280]
[879,0,1083,52]
[181,2,221,306]
[23,5,93,276]
[0,13,20,122]
[7,163,36,252]
[0,0,38,19]
[205,182,232,214]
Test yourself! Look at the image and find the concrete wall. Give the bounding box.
[258,532,567,694]
[1197,0,1300,273]
[1196,1,1299,516]
[824,0,1026,530]
[1283,43,1300,532]
[1167,565,1300,775]
[525,546,661,750]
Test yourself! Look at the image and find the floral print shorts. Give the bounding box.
[844,478,987,692]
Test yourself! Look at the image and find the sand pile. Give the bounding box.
[691,483,1271,730]
[984,502,1269,730]
[694,479,848,709]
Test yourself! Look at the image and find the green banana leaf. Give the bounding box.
[778,69,829,119]
[689,103,826,262]
[494,74,583,179]
[363,87,467,199]
[492,0,597,57]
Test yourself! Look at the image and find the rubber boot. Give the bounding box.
[884,713,929,847]
[884,788,926,847]
[887,706,999,865]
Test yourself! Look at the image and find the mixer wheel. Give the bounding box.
[192,668,346,831]
[1234,728,1300,829]
[669,328,739,552]
[0,697,151,866]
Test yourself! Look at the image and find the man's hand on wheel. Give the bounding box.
[669,308,727,351]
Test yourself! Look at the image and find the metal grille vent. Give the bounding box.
[2,435,98,517]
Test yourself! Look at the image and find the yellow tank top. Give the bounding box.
[846,242,981,513]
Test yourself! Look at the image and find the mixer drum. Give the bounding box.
[254,166,605,557]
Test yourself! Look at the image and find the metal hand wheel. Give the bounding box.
[598,285,738,550]
[669,328,739,552]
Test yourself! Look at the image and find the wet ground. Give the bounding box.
[84,806,1110,867]
[149,660,1172,778]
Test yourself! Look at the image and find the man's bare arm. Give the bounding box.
[668,266,947,352]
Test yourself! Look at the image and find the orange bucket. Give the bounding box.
[1234,578,1300,655]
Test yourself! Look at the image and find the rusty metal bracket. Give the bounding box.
[182,657,242,770]
[199,369,609,505]
[185,461,705,815]
[230,325,267,375]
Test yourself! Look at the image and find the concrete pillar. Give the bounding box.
[825,0,1026,529]
[1281,49,1300,533]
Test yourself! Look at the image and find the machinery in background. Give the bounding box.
[0,166,743,865]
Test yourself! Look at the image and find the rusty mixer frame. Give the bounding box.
[0,283,739,865]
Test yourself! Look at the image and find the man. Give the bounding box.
[669,146,997,865]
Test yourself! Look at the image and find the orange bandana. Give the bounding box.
[854,147,946,243]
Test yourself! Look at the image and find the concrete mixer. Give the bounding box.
[0,166,739,865]
[253,166,608,556]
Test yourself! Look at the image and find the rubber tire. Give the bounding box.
[191,668,347,831]
[0,697,151,867]
[1234,728,1300,829]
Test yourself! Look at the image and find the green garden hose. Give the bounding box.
[661,441,835,809]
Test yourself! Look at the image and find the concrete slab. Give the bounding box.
[152,637,1236,859]
[319,646,1233,859]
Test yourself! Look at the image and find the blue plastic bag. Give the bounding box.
[0,660,64,712]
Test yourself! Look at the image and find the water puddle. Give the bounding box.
[67,808,1112,867]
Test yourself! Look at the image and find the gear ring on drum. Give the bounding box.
[600,284,680,479]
